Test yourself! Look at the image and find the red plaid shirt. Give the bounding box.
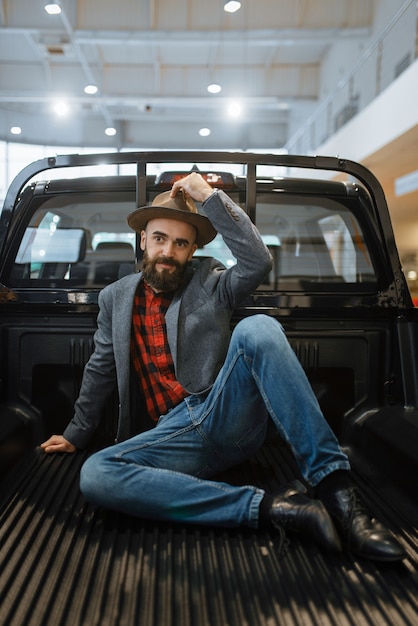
[130,280,188,422]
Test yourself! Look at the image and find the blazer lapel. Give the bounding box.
[165,265,194,368]
[113,273,142,372]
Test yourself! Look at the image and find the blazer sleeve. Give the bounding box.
[202,190,273,308]
[63,287,117,449]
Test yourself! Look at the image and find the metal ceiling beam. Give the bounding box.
[0,26,371,46]
[0,94,293,105]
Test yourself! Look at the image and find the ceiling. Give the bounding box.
[1,0,417,262]
[0,0,374,150]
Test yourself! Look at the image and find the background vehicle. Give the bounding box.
[0,152,417,626]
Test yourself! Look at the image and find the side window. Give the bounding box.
[194,234,236,268]
[14,211,86,280]
[318,215,357,282]
[9,192,137,288]
[92,232,135,250]
[255,194,377,291]
[318,214,374,283]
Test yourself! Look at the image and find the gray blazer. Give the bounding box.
[63,190,272,448]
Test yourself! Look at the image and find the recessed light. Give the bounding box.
[207,83,222,94]
[228,101,242,118]
[105,127,117,136]
[224,1,241,13]
[10,126,22,135]
[44,3,62,15]
[199,128,211,137]
[53,101,69,116]
[84,84,98,95]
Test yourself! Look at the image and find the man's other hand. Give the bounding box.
[41,435,76,454]
[170,172,214,203]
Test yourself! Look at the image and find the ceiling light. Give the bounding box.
[105,127,117,136]
[10,126,22,135]
[224,1,241,13]
[228,101,242,118]
[53,101,69,116]
[207,83,222,94]
[199,128,211,137]
[44,3,62,15]
[407,270,417,281]
[84,84,98,95]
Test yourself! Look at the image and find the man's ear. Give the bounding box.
[140,230,146,251]
[188,243,198,261]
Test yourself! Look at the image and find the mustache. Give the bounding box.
[154,256,180,268]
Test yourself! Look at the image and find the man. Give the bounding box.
[41,172,404,561]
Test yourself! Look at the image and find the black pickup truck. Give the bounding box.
[0,152,417,626]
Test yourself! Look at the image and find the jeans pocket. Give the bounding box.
[185,394,208,426]
[235,417,269,458]
[194,465,217,479]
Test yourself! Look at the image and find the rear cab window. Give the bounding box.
[2,164,379,305]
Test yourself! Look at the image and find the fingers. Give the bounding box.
[170,173,213,202]
[170,172,196,196]
[42,442,64,453]
[40,435,60,450]
[40,435,76,454]
[170,175,192,197]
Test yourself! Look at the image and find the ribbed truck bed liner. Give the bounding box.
[1,440,417,626]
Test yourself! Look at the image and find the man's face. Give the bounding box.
[140,217,198,292]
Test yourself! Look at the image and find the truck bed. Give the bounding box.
[1,436,417,626]
[2,152,418,625]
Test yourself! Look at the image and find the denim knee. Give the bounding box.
[233,314,285,348]
[79,452,106,503]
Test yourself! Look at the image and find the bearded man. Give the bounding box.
[41,172,404,562]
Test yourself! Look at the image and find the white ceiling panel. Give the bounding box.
[0,0,374,149]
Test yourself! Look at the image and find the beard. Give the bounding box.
[141,250,188,292]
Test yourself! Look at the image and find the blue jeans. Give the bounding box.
[80,315,350,528]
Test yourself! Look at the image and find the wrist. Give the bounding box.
[202,188,219,205]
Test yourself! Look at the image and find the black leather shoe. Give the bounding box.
[321,486,406,562]
[269,483,342,552]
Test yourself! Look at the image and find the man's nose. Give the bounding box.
[162,241,175,256]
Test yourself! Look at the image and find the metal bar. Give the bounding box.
[246,161,257,223]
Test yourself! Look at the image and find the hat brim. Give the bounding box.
[127,206,217,247]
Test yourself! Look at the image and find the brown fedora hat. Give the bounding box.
[127,190,217,247]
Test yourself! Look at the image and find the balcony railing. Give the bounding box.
[285,0,417,155]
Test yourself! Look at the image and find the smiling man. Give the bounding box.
[140,216,198,292]
[41,172,405,562]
